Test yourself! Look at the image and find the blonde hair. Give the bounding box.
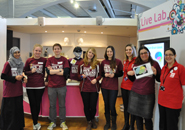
[31,44,43,58]
[124,44,137,61]
[83,47,99,69]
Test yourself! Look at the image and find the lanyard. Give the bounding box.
[162,67,173,85]
[124,62,131,77]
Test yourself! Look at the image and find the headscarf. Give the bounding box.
[8,46,24,75]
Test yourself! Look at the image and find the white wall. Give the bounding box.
[171,34,185,130]
[13,32,30,63]
[0,18,7,106]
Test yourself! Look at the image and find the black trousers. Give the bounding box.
[26,88,45,125]
[121,88,135,126]
[81,92,99,121]
[101,88,118,116]
[136,116,153,130]
[1,95,25,130]
[159,104,181,130]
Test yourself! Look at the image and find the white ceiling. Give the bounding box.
[0,0,168,18]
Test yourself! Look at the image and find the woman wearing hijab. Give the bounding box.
[1,46,27,130]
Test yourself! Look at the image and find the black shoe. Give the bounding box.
[122,125,130,130]
[111,116,117,130]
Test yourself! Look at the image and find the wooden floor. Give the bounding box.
[24,93,144,130]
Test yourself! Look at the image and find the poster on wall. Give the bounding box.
[144,43,164,68]
[138,0,185,36]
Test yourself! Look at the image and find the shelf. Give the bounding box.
[79,45,107,48]
[43,45,73,47]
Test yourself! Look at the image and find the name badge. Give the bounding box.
[124,77,128,81]
[11,68,17,70]
[58,61,63,64]
[70,59,77,65]
[38,62,43,64]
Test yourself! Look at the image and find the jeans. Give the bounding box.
[101,88,118,116]
[48,86,67,124]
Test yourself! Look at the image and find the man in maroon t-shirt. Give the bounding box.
[46,43,69,130]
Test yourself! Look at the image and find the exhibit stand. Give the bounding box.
[137,0,185,129]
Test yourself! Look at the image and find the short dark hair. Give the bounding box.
[53,43,62,50]
[165,48,176,55]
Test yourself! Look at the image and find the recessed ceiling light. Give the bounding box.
[84,31,86,33]
[101,32,103,34]
[45,31,47,33]
[74,3,79,8]
[70,0,73,4]
[62,31,64,32]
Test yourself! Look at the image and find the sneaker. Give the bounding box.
[34,123,41,130]
[60,122,68,130]
[33,125,36,130]
[47,122,56,130]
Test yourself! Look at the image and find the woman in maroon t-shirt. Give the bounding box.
[127,46,161,130]
[100,46,123,130]
[120,44,137,130]
[24,44,47,129]
[1,46,27,130]
[78,47,101,130]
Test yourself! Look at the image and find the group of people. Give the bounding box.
[0,43,185,130]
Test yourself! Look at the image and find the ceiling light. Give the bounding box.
[74,3,79,8]
[70,0,74,4]
[101,32,103,34]
[45,31,47,33]
[84,31,86,33]
[62,31,64,32]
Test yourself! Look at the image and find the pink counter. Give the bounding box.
[23,83,99,117]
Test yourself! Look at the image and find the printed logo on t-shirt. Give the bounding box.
[83,66,96,77]
[104,64,116,73]
[72,65,78,73]
[11,68,18,76]
[51,63,63,70]
[170,73,175,78]
[58,61,63,64]
[30,64,43,73]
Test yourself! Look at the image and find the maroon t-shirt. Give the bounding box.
[46,56,70,88]
[131,61,161,95]
[24,57,47,88]
[2,62,23,97]
[78,61,101,92]
[68,58,82,80]
[100,59,123,90]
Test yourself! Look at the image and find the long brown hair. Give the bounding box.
[104,46,116,70]
[83,47,99,69]
[124,44,137,61]
[31,44,43,58]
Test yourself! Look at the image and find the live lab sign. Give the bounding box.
[138,0,173,30]
[140,10,167,27]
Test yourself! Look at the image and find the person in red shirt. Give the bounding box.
[1,46,27,130]
[78,47,101,130]
[158,48,185,130]
[121,44,137,130]
[100,46,123,130]
[45,43,70,130]
[127,46,161,130]
[24,44,47,130]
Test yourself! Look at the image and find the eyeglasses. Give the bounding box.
[140,52,148,55]
[165,54,174,57]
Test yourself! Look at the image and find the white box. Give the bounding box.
[133,62,153,79]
